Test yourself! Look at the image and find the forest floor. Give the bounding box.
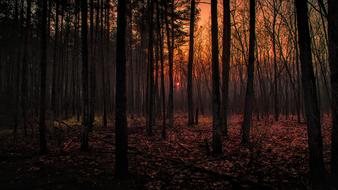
[0,114,333,190]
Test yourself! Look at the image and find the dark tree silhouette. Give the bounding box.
[328,0,338,186]
[21,0,31,136]
[222,0,231,136]
[241,0,256,145]
[147,0,154,136]
[295,0,326,188]
[38,0,48,154]
[211,0,222,155]
[187,0,195,126]
[157,0,166,139]
[81,0,90,151]
[51,0,59,122]
[115,0,128,178]
[166,0,174,128]
[89,0,96,130]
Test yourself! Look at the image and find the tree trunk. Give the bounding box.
[51,0,59,122]
[115,0,128,178]
[146,0,154,136]
[157,0,166,139]
[165,0,174,128]
[328,0,338,187]
[21,0,32,136]
[211,0,222,155]
[187,0,195,126]
[295,0,326,189]
[241,0,255,145]
[272,2,279,121]
[38,0,48,154]
[80,0,90,151]
[222,0,230,136]
[100,0,107,128]
[89,0,96,130]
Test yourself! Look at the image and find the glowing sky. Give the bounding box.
[198,2,210,27]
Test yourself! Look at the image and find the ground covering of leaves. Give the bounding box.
[0,114,332,190]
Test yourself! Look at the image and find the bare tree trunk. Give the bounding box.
[295,0,326,189]
[21,0,32,136]
[166,0,174,128]
[295,25,302,123]
[89,0,96,130]
[99,0,107,127]
[157,0,166,139]
[187,0,195,126]
[222,0,230,136]
[128,0,135,118]
[211,0,222,155]
[115,0,128,178]
[328,0,338,186]
[80,0,90,151]
[241,0,255,145]
[38,0,48,154]
[51,0,59,122]
[146,0,154,136]
[272,1,279,121]
[103,0,111,127]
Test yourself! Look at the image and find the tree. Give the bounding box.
[147,0,154,136]
[51,0,60,122]
[187,0,195,126]
[166,0,174,129]
[272,0,280,122]
[328,0,338,186]
[157,0,166,139]
[89,0,96,130]
[295,0,326,188]
[21,0,32,136]
[241,0,256,145]
[38,0,48,154]
[211,0,222,155]
[222,0,231,136]
[80,0,90,151]
[115,0,128,178]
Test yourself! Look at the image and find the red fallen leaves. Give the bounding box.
[128,114,332,189]
[0,114,332,189]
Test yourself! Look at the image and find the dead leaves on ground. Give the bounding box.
[0,114,333,189]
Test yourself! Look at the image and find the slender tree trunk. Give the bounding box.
[157,0,166,139]
[146,0,154,136]
[165,0,174,128]
[100,0,107,127]
[51,0,59,122]
[187,0,195,126]
[21,0,31,136]
[241,0,256,145]
[128,0,135,118]
[211,0,222,155]
[272,4,279,121]
[80,0,90,151]
[89,0,96,129]
[222,0,230,136]
[295,29,302,123]
[38,0,48,154]
[295,0,326,189]
[115,0,128,178]
[328,0,338,186]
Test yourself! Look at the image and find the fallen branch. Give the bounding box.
[175,141,192,152]
[131,146,271,189]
